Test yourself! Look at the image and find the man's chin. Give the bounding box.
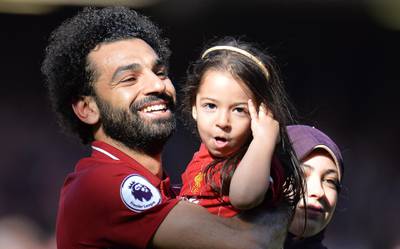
[138,112,175,130]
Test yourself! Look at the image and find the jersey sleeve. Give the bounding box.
[57,161,178,249]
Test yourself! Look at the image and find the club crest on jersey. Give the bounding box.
[120,174,161,212]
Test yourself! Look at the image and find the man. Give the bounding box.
[42,6,291,249]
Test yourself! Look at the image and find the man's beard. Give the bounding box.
[95,94,176,155]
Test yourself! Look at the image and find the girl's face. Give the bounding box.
[192,69,254,158]
[289,150,340,238]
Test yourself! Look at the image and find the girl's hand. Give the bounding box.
[248,99,280,145]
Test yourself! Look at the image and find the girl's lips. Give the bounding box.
[214,137,228,148]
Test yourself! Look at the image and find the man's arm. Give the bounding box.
[151,200,291,249]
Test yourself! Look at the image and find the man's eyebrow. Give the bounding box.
[152,59,166,70]
[111,63,141,82]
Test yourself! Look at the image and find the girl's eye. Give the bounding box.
[234,107,244,113]
[203,103,216,110]
[233,107,248,115]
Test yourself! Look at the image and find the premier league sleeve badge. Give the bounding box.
[120,174,162,212]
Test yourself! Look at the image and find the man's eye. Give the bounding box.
[120,77,136,83]
[156,69,168,79]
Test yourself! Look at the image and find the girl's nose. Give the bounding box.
[216,110,230,129]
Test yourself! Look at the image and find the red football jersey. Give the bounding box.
[180,144,239,217]
[179,143,285,217]
[56,141,179,249]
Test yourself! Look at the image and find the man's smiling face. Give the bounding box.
[87,38,176,153]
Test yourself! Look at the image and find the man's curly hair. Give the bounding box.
[41,6,171,144]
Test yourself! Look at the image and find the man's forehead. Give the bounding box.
[88,38,161,71]
[90,38,158,60]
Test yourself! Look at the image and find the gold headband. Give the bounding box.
[201,45,270,80]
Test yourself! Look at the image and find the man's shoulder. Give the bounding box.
[75,157,141,183]
[75,154,137,173]
[62,157,144,206]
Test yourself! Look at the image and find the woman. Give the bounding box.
[285,125,344,249]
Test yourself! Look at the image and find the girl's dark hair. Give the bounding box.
[41,6,170,144]
[180,36,304,208]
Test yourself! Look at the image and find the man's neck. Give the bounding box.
[96,133,163,177]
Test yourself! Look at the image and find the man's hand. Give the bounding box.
[237,200,293,249]
[152,200,293,249]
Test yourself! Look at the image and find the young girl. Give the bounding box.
[179,37,304,217]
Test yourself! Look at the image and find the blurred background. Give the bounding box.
[0,0,399,248]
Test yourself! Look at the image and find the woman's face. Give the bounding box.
[289,149,341,238]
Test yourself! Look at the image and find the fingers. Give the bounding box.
[248,100,280,143]
[248,99,258,120]
[248,100,274,119]
[259,103,267,117]
[258,102,274,119]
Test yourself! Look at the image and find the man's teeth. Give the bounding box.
[143,104,167,113]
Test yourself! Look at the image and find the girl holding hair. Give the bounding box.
[179,37,304,217]
[285,125,344,249]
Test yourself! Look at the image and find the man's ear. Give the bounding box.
[191,105,197,121]
[72,96,100,125]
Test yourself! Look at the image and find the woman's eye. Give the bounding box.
[323,178,340,190]
[301,166,311,177]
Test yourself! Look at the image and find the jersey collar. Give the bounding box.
[90,140,144,167]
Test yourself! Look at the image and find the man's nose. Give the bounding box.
[144,71,166,94]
